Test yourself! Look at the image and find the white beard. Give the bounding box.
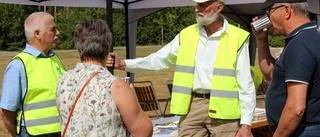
[196,9,219,26]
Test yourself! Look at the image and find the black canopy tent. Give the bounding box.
[0,0,319,81]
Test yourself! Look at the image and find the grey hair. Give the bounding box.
[74,19,112,62]
[24,12,54,41]
[212,0,225,5]
[279,2,309,17]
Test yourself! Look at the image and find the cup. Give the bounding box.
[251,14,272,31]
[121,77,130,84]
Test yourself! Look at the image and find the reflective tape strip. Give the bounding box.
[172,86,192,95]
[24,100,56,111]
[210,90,238,98]
[213,68,236,77]
[176,66,235,77]
[175,65,194,74]
[21,116,60,127]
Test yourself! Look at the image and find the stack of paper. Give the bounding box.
[253,108,266,121]
[152,116,180,137]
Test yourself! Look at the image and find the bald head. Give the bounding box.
[24,12,54,41]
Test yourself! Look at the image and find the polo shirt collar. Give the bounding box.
[285,21,318,43]
[24,43,55,58]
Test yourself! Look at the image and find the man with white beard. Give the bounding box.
[107,0,255,136]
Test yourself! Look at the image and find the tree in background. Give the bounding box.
[137,6,196,46]
[0,4,285,51]
[111,9,126,47]
[0,4,27,51]
[55,7,107,49]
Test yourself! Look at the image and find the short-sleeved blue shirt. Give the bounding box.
[0,44,55,125]
[266,21,320,127]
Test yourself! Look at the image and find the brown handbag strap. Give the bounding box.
[62,72,100,137]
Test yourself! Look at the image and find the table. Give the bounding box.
[152,116,179,137]
[252,107,268,129]
[152,110,270,137]
[252,118,269,129]
[251,112,272,137]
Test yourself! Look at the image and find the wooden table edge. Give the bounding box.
[251,119,269,129]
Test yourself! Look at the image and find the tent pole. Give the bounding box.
[107,0,114,74]
[124,0,132,80]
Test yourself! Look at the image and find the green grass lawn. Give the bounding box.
[0,45,276,136]
[0,46,174,136]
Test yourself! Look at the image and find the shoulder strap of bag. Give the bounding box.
[62,72,101,137]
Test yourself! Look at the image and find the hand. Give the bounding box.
[251,16,269,40]
[106,52,116,67]
[1,109,18,137]
[129,83,134,90]
[235,125,253,137]
[106,52,125,70]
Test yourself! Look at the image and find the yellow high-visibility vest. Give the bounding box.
[15,52,65,135]
[250,66,264,92]
[170,24,249,119]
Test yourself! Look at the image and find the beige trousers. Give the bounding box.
[178,97,240,137]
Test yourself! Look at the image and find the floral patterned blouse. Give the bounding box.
[56,63,130,137]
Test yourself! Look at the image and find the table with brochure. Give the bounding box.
[152,108,268,137]
[251,108,268,128]
[152,116,179,137]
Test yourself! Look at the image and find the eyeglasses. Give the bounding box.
[266,5,285,16]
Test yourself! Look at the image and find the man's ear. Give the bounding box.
[34,30,41,40]
[215,3,224,13]
[284,5,292,20]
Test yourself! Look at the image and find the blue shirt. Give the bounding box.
[0,44,55,112]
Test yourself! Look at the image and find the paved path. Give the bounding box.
[269,47,283,58]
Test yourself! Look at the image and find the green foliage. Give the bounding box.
[55,7,107,49]
[268,35,285,47]
[137,6,196,46]
[0,4,285,50]
[6,41,24,51]
[0,4,28,50]
[112,9,125,47]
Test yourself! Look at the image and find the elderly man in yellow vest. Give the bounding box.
[0,12,65,137]
[107,0,256,136]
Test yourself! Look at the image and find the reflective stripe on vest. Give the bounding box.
[170,24,249,119]
[15,52,65,135]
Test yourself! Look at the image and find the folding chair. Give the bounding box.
[134,80,165,118]
[160,80,173,116]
